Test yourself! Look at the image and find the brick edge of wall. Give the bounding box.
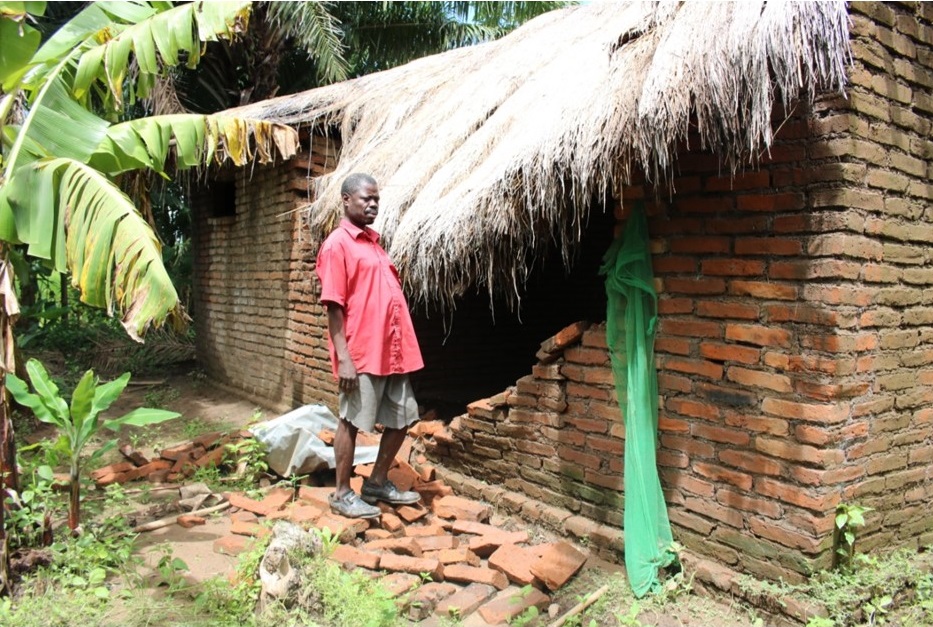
[429,462,824,627]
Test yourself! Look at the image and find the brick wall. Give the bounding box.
[193,134,340,409]
[425,2,933,583]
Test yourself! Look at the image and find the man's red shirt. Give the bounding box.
[316,219,424,379]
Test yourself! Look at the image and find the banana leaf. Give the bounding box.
[3,157,183,340]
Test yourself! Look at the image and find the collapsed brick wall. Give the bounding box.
[427,3,933,584]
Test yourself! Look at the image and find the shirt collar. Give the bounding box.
[339,218,380,243]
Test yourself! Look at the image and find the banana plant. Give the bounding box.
[0,1,298,593]
[6,358,180,531]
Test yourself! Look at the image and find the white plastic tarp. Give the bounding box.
[249,404,379,477]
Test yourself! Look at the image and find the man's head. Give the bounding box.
[341,173,379,228]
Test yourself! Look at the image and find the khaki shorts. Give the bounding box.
[339,373,419,432]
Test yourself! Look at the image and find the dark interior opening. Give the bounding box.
[410,202,617,419]
[204,179,237,218]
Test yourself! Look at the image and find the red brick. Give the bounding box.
[731,280,799,300]
[700,259,766,276]
[657,297,695,314]
[755,478,841,512]
[725,324,792,347]
[160,442,195,461]
[432,496,491,522]
[230,519,271,538]
[540,321,589,354]
[653,256,698,274]
[213,535,251,556]
[665,398,720,421]
[691,424,750,446]
[699,342,760,364]
[364,528,394,542]
[734,237,803,255]
[119,444,150,467]
[696,300,760,319]
[258,487,294,514]
[478,587,550,625]
[416,480,454,504]
[692,462,753,490]
[488,544,539,586]
[404,582,458,621]
[430,547,481,566]
[529,541,587,591]
[435,582,497,618]
[331,544,381,570]
[655,337,691,355]
[414,535,459,552]
[288,504,324,525]
[363,537,423,557]
[663,357,723,380]
[716,489,782,518]
[761,398,849,424]
[316,513,371,543]
[664,277,726,295]
[719,449,783,476]
[660,435,715,459]
[736,193,803,212]
[177,515,206,528]
[659,319,723,338]
[379,572,421,597]
[388,459,421,492]
[224,492,268,516]
[296,486,332,510]
[378,553,443,581]
[443,564,508,590]
[726,367,792,393]
[381,512,404,533]
[404,524,448,538]
[669,236,730,253]
[90,462,135,481]
[396,504,429,523]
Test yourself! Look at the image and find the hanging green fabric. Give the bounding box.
[599,201,676,598]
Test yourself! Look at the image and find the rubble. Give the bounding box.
[100,421,594,624]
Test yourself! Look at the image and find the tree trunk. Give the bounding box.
[0,251,20,596]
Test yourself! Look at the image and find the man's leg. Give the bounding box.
[368,426,407,486]
[333,417,358,497]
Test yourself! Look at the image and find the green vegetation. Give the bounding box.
[6,358,179,530]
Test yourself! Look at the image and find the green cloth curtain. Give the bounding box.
[599,202,676,597]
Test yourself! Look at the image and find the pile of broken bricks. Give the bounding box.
[90,430,254,486]
[89,421,592,624]
[213,482,589,626]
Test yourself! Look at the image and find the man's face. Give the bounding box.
[342,182,379,228]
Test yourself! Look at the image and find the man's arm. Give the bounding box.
[325,302,358,392]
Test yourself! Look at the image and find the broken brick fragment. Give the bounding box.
[442,564,508,590]
[177,515,206,528]
[432,495,491,522]
[529,541,587,591]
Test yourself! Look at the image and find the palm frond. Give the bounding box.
[266,1,349,85]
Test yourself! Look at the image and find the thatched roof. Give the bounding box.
[228,1,851,309]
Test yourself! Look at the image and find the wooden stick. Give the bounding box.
[547,584,610,627]
[134,501,231,532]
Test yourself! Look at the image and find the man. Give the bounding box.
[315,173,423,519]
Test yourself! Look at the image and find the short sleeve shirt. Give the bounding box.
[316,219,424,378]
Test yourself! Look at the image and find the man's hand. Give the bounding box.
[337,359,359,392]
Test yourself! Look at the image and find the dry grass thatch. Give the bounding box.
[227,1,851,309]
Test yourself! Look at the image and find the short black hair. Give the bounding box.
[341,172,377,196]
